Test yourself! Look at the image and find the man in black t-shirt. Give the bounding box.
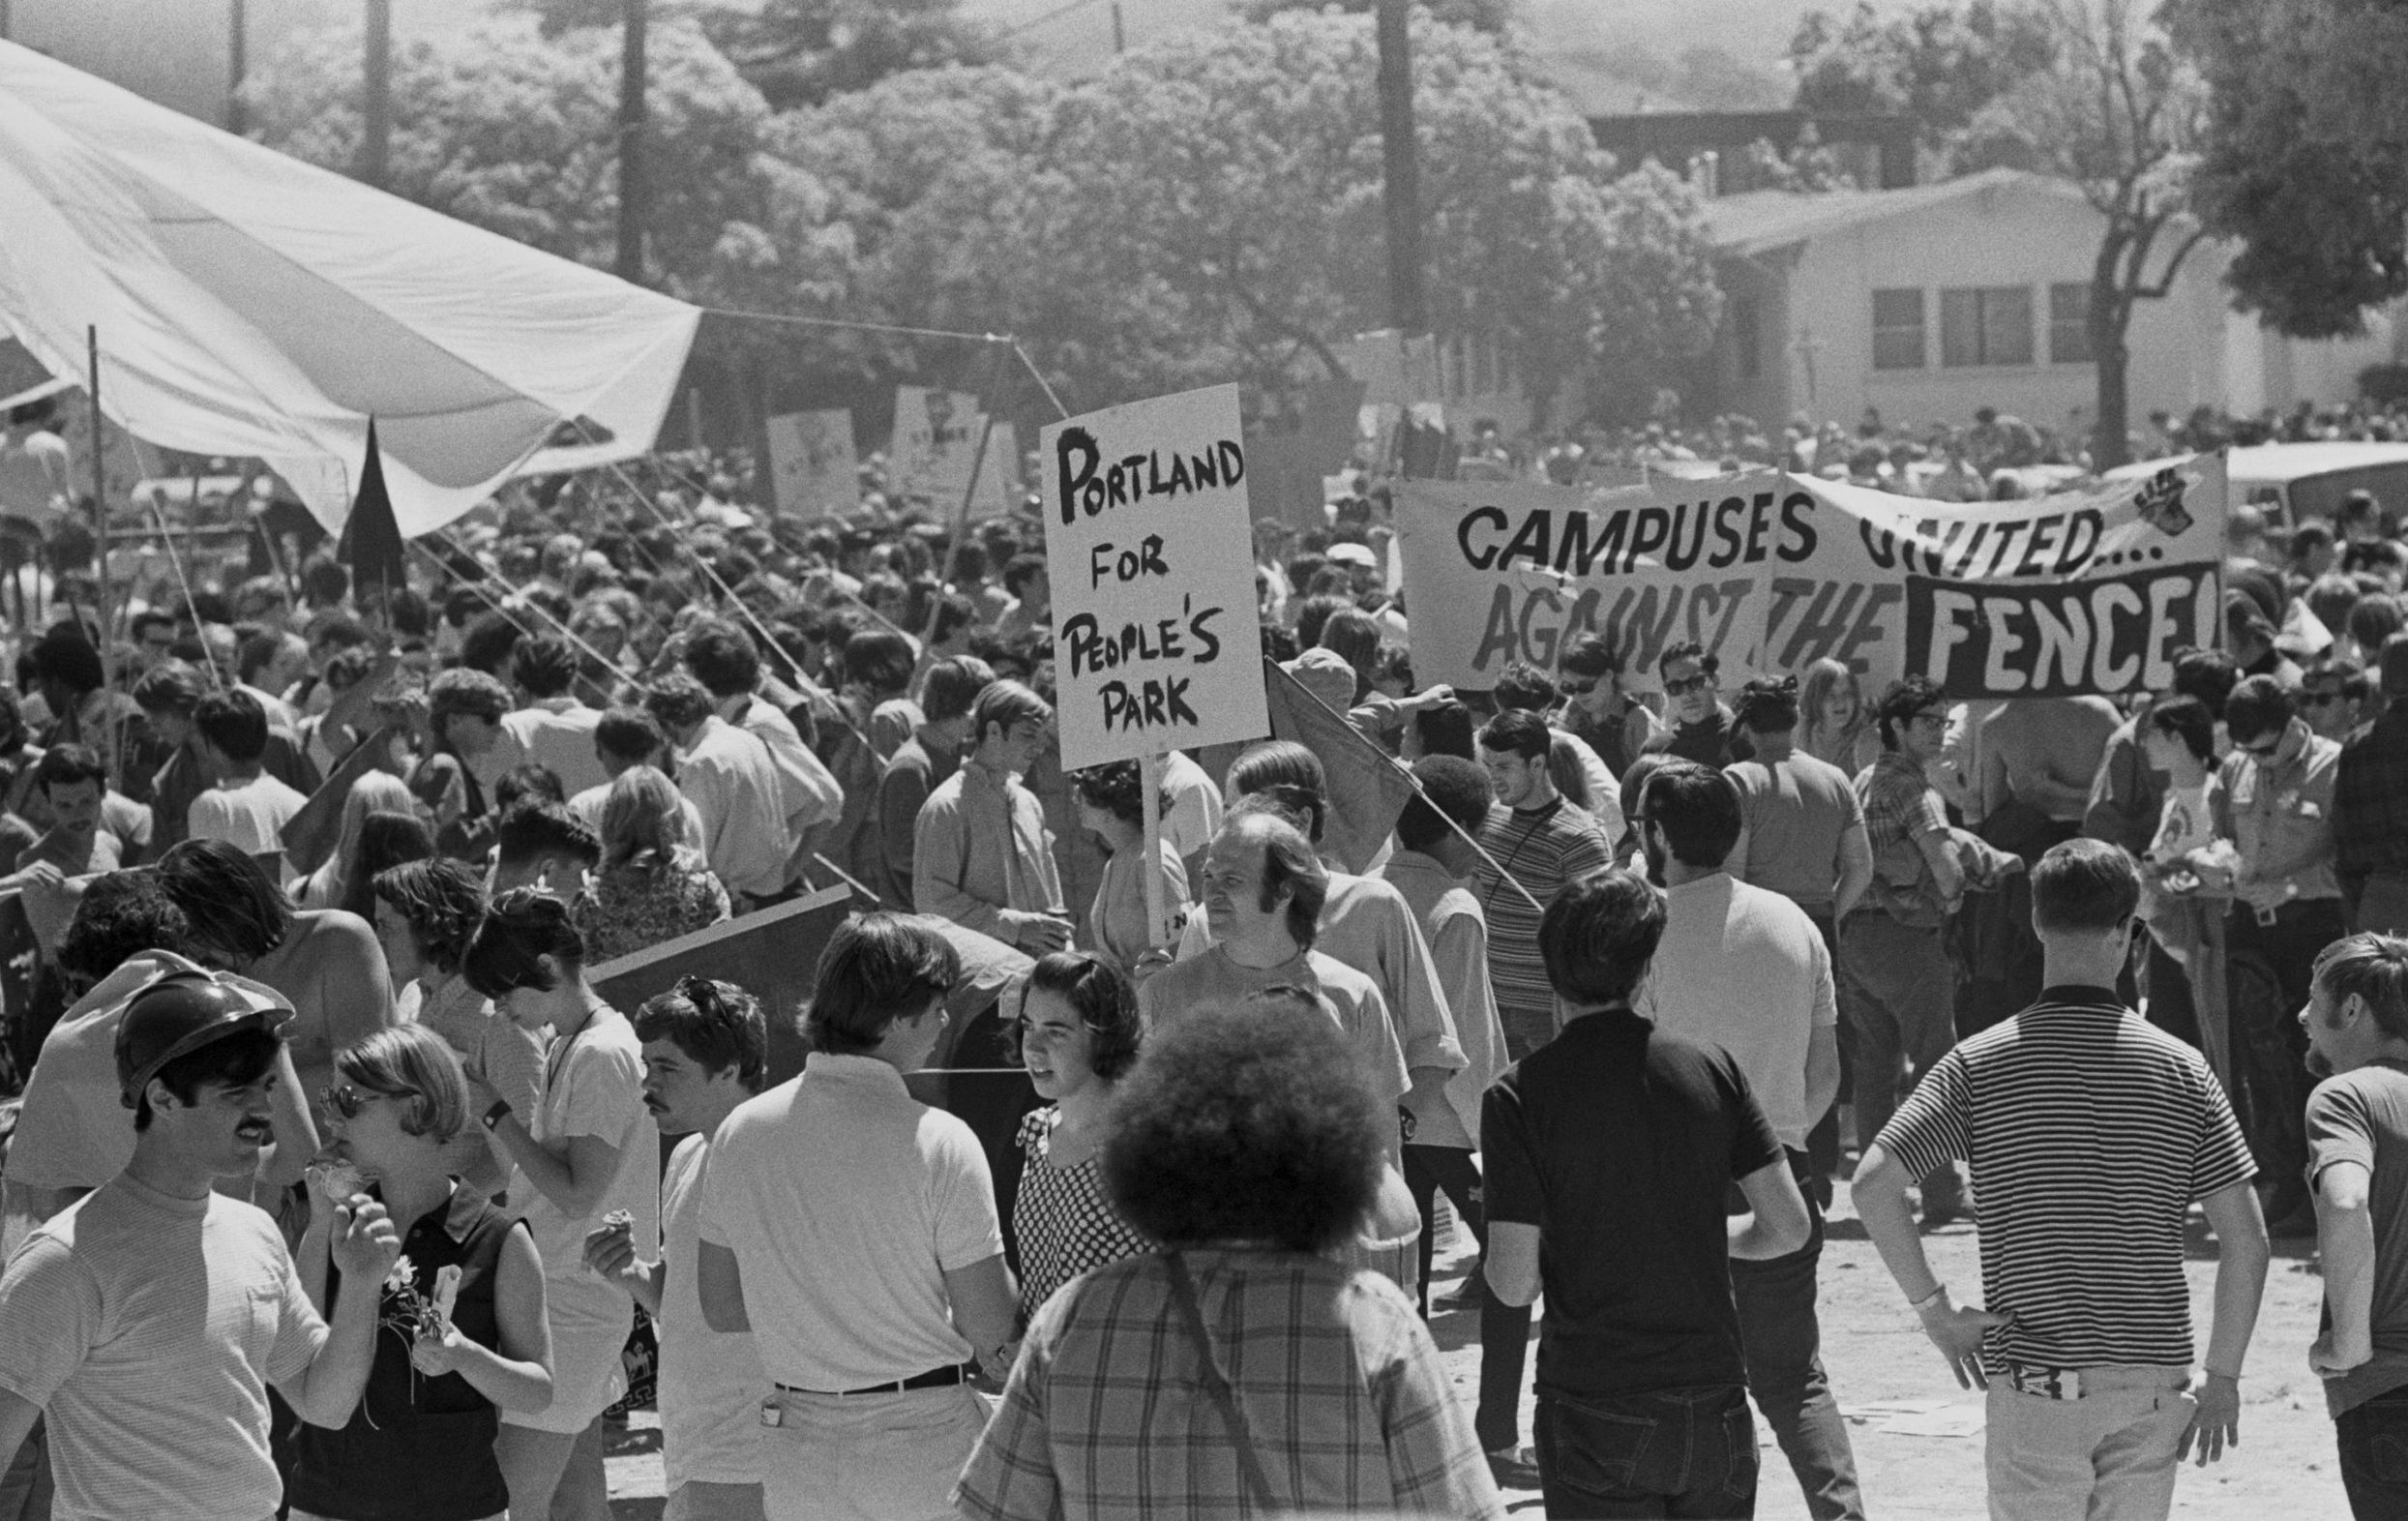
[1485,869,1811,1518]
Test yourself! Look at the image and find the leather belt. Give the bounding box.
[776,1363,969,1399]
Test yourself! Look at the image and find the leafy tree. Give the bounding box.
[1953,0,2207,467]
[701,0,999,111]
[1789,0,2059,162]
[243,14,784,300]
[2169,0,2408,339]
[1235,0,1522,33]
[1000,12,1724,418]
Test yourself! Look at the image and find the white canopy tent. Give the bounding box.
[0,39,701,540]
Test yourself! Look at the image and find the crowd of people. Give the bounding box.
[0,403,2407,1521]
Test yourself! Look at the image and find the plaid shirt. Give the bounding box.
[954,1249,1501,1521]
[1855,750,1949,925]
[2337,703,2408,885]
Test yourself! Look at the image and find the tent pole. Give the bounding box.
[85,327,123,787]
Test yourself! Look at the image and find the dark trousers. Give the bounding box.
[1731,1154,1863,1521]
[1405,1144,1526,1453]
[1535,1383,1758,1519]
[1801,909,1844,1203]
[2227,898,2346,1209]
[2141,930,2200,1050]
[2340,1385,2408,1520]
[0,1418,47,1521]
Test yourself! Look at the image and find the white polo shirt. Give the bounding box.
[1637,871,1837,1152]
[699,1053,1002,1390]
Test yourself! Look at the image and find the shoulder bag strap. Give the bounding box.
[1165,1252,1280,1511]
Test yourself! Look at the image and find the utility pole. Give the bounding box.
[361,0,391,190]
[1375,0,1425,338]
[616,0,649,283]
[1111,1,1124,52]
[227,0,248,134]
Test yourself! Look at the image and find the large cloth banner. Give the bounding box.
[1395,455,2229,699]
[1040,383,1269,771]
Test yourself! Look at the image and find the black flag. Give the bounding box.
[338,418,407,591]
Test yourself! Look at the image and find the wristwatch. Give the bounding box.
[481,1099,512,1132]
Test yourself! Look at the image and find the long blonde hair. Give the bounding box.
[601,765,689,871]
[326,770,418,900]
[1798,658,1867,756]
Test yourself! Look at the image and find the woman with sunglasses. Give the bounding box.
[461,889,658,1521]
[287,1023,553,1521]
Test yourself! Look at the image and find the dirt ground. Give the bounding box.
[1423,1191,2348,1520]
[599,1192,2346,1520]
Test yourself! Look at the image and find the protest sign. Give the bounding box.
[888,387,1015,517]
[1040,382,1268,772]
[1394,454,2228,700]
[763,409,857,520]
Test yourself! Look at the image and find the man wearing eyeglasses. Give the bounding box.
[1840,676,1969,1227]
[2303,658,2372,743]
[1643,641,1742,768]
[2217,674,2345,1238]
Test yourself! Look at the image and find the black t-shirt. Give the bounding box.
[1483,1008,1783,1398]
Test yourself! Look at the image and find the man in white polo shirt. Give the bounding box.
[698,914,1017,1521]
[1636,760,1860,1521]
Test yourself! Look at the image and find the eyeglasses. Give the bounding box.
[1662,673,1717,698]
[1906,711,1950,731]
[322,1081,418,1120]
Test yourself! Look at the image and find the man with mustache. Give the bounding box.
[0,969,401,1521]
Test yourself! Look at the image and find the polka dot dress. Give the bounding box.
[1013,1107,1154,1322]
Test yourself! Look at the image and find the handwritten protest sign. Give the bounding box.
[1395,454,2227,699]
[1041,383,1267,771]
[764,409,857,520]
[889,387,1016,517]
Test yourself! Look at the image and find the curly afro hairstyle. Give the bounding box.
[1069,759,1164,832]
[1104,995,1384,1254]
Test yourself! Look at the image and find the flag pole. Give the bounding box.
[85,328,124,789]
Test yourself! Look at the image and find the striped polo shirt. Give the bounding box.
[1876,985,2255,1374]
[1473,797,1613,1019]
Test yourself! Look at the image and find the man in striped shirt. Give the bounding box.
[1473,709,1612,1061]
[1854,839,2270,1521]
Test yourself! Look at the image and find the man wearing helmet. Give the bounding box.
[0,970,401,1521]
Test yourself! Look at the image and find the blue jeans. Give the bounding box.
[2339,1385,2408,1520]
[1535,1384,1758,1519]
[1731,1155,1862,1521]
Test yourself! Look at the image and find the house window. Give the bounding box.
[1941,285,2036,368]
[1871,288,1925,371]
[1733,294,1762,379]
[2049,282,2094,364]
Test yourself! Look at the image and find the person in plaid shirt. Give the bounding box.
[954,999,1501,1521]
[1841,675,1969,1225]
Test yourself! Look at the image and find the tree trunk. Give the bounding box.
[2089,252,2133,471]
[2094,333,2131,472]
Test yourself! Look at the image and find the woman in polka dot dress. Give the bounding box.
[1011,952,1153,1323]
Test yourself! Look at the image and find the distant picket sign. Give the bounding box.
[1395,453,2230,699]
[1040,382,1268,770]
[763,408,857,521]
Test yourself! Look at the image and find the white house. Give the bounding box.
[1696,166,2405,435]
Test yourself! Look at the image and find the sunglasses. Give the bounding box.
[321,1082,413,1120]
[1559,679,1598,698]
[1663,673,1717,698]
[2302,690,2346,707]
